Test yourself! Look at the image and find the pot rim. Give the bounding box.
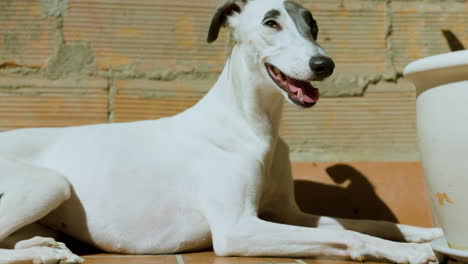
[403,50,468,77]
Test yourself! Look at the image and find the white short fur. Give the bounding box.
[0,0,442,263]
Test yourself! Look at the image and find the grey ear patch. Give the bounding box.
[284,1,318,41]
[207,0,245,43]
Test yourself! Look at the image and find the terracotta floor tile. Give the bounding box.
[80,252,393,264]
[298,258,380,264]
[181,251,298,264]
[82,254,178,264]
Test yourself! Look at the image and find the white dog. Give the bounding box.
[0,0,442,263]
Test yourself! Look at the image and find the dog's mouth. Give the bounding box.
[265,63,319,108]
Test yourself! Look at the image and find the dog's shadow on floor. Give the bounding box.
[294,164,405,240]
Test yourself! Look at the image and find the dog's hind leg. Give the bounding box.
[0,157,83,263]
[0,157,70,241]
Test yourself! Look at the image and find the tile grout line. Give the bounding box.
[176,254,185,264]
[83,255,165,258]
[294,259,307,264]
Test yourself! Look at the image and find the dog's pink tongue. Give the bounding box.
[287,78,319,103]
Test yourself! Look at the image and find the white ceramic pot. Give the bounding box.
[404,50,468,250]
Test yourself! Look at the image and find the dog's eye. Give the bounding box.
[264,20,281,29]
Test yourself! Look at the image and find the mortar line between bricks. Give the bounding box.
[107,73,116,123]
[384,0,398,80]
[52,16,65,55]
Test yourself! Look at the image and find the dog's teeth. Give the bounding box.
[297,89,304,102]
[273,68,280,76]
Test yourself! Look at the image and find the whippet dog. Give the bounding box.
[0,0,443,263]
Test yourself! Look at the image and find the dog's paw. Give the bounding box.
[385,242,437,264]
[405,243,438,264]
[15,237,84,264]
[360,239,438,264]
[27,246,84,264]
[399,225,444,243]
[15,236,65,250]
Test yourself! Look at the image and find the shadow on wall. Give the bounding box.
[442,30,465,51]
[294,164,406,241]
[294,164,398,222]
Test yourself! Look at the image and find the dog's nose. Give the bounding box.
[309,56,335,79]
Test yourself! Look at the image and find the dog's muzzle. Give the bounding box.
[266,63,319,108]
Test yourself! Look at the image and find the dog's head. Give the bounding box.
[207,0,334,108]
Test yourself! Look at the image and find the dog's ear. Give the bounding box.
[207,0,246,43]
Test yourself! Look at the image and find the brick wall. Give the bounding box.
[0,0,466,161]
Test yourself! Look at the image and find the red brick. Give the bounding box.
[0,1,54,67]
[113,79,213,122]
[64,0,228,73]
[393,0,468,71]
[283,80,419,162]
[0,76,108,131]
[303,0,387,74]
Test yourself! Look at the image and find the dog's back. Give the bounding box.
[0,127,62,162]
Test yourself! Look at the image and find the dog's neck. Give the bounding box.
[200,44,284,145]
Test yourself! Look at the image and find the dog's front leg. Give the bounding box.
[268,139,443,244]
[0,158,83,263]
[207,215,436,263]
[200,172,436,263]
[270,206,443,243]
[260,189,442,243]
